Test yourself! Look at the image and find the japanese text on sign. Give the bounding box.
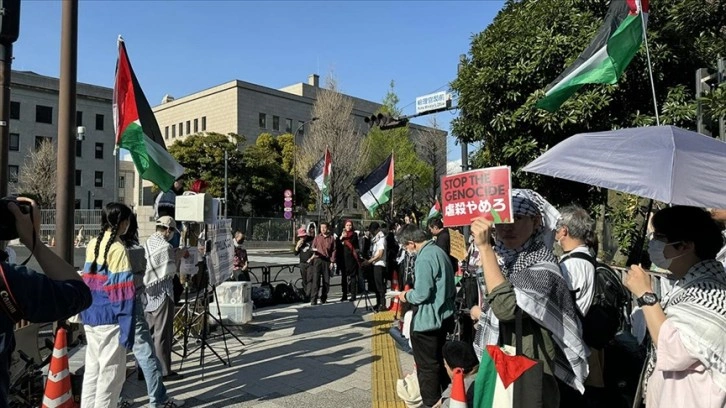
[440,166,512,227]
[415,91,448,114]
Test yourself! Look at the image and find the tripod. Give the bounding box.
[352,268,374,313]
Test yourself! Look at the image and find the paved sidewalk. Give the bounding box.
[119,298,380,407]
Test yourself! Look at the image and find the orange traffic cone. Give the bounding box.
[449,367,468,408]
[42,328,77,408]
[389,271,402,312]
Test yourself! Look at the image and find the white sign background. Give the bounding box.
[206,219,234,286]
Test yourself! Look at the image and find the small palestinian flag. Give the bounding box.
[427,199,441,221]
[474,345,540,407]
[307,147,332,203]
[355,154,394,216]
[536,0,649,112]
[114,37,184,192]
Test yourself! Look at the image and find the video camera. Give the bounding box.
[0,197,32,241]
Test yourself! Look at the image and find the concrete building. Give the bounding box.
[8,71,118,209]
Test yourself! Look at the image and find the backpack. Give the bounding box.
[273,282,299,304]
[561,252,630,349]
[251,283,275,308]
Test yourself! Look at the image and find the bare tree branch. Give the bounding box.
[17,139,57,208]
[297,73,369,222]
[415,117,447,202]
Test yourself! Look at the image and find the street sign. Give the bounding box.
[284,197,293,202]
[283,211,293,220]
[284,189,293,198]
[416,91,448,114]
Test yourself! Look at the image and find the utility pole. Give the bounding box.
[696,56,726,140]
[458,53,470,238]
[0,0,20,197]
[55,0,78,263]
[224,149,228,218]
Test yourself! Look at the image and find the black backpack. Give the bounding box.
[561,252,630,349]
[273,282,299,304]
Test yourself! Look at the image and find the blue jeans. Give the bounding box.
[133,296,168,406]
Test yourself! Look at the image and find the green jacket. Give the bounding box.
[404,241,456,332]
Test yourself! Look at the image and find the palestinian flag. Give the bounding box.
[427,199,441,221]
[536,0,649,112]
[474,345,540,407]
[114,37,184,192]
[307,147,332,203]
[355,154,394,216]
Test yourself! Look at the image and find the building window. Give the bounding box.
[259,113,266,128]
[10,101,19,120]
[95,143,104,159]
[119,176,125,188]
[194,118,198,133]
[76,111,83,126]
[186,120,190,135]
[36,105,53,124]
[298,121,305,136]
[178,122,183,136]
[35,136,51,150]
[172,124,176,138]
[285,118,292,133]
[272,115,280,131]
[76,140,82,157]
[201,116,206,131]
[9,133,19,151]
[95,114,104,130]
[94,200,103,209]
[165,126,169,139]
[8,165,18,183]
[75,170,82,186]
[94,171,103,187]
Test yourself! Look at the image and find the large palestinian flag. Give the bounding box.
[114,37,184,192]
[355,154,394,216]
[536,0,649,112]
[307,147,332,203]
[474,345,541,407]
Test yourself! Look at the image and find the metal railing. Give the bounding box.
[39,209,103,244]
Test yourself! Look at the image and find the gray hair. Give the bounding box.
[557,205,595,244]
[396,224,429,244]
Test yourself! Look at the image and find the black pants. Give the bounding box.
[310,258,330,301]
[411,315,455,407]
[343,255,358,299]
[299,262,311,299]
[372,265,387,308]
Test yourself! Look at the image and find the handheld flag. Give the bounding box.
[114,36,184,192]
[536,0,649,112]
[426,199,441,221]
[355,154,394,216]
[307,147,332,203]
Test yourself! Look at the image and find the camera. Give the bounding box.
[0,197,32,240]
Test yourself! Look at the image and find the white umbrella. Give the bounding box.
[523,125,726,208]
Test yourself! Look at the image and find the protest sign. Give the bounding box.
[179,247,199,276]
[440,166,512,227]
[449,229,468,261]
[206,219,234,286]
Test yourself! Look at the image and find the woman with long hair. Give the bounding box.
[80,202,136,408]
[339,220,361,302]
[469,189,588,408]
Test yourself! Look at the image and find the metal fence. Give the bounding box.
[39,209,103,243]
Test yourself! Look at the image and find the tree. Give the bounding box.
[241,133,297,216]
[363,81,432,219]
[17,139,57,209]
[168,132,246,214]
[452,0,726,260]
[297,74,369,222]
[416,117,448,203]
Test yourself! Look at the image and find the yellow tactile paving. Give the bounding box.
[371,311,406,408]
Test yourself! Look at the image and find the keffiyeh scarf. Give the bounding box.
[474,189,589,393]
[144,232,176,292]
[644,259,726,395]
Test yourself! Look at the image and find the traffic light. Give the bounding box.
[364,113,409,130]
[0,0,20,45]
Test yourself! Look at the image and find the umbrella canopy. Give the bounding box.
[523,126,726,208]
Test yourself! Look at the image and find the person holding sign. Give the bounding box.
[469,189,588,408]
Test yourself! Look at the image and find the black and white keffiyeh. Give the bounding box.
[143,232,176,291]
[644,259,726,395]
[475,189,589,393]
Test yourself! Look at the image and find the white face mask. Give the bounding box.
[647,239,684,270]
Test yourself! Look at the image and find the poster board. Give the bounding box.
[440,166,513,227]
[449,229,468,261]
[206,219,234,286]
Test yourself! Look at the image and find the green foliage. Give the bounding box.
[454,0,726,258]
[168,132,245,213]
[242,133,299,216]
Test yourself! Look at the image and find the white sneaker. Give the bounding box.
[161,398,186,407]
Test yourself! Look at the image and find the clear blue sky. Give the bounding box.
[15,0,504,166]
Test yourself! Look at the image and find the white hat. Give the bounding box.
[156,216,178,232]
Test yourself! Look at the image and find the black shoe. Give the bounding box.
[320,298,327,304]
[311,299,318,305]
[340,295,348,302]
[349,297,356,302]
[163,372,184,381]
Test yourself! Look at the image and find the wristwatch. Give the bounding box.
[636,292,659,307]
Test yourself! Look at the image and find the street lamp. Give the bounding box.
[292,116,319,215]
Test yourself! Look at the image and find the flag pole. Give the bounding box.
[637,0,660,126]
